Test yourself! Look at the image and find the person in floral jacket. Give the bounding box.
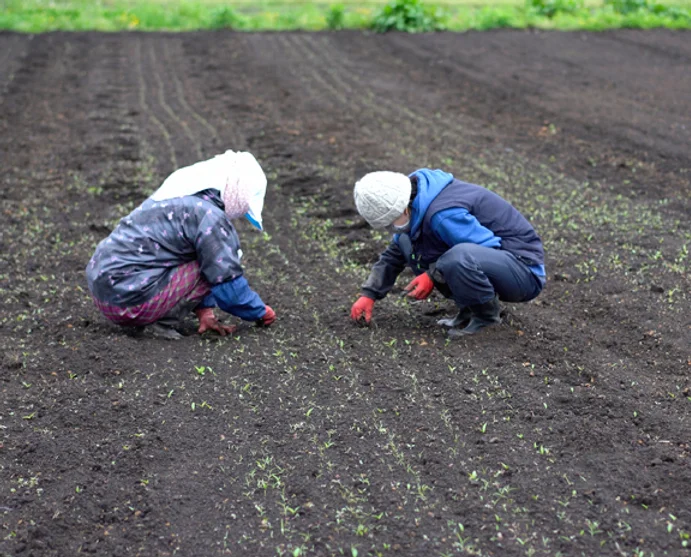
[86,150,275,339]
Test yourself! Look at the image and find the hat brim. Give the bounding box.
[245,195,263,230]
[245,211,262,230]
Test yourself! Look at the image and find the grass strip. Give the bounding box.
[1,0,689,32]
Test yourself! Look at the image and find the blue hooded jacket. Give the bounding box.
[405,169,502,250]
[362,169,544,300]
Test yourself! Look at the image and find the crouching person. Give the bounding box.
[86,150,276,339]
[350,169,545,337]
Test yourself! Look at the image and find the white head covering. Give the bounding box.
[150,150,267,230]
[353,171,411,229]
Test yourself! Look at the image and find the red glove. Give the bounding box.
[196,308,237,336]
[350,296,375,325]
[404,273,434,300]
[258,305,276,327]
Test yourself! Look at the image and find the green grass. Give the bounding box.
[0,0,689,32]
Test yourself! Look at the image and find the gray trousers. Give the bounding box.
[431,244,544,308]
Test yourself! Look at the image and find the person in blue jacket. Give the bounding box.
[349,169,545,337]
[86,150,275,339]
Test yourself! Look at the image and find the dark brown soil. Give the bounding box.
[1,30,689,557]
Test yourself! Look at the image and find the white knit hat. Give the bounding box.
[353,171,411,229]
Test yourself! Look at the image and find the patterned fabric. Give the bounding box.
[92,261,210,326]
[86,190,243,307]
[222,176,250,220]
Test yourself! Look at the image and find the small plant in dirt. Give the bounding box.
[372,0,446,33]
[527,0,583,18]
[194,365,214,377]
[326,4,346,30]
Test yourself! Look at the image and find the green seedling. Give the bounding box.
[195,365,214,376]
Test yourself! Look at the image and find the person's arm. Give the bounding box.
[210,276,267,321]
[192,206,270,322]
[361,240,407,300]
[432,208,501,248]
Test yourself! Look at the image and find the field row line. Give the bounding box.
[134,38,178,170]
[148,41,203,161]
[287,34,488,167]
[161,40,223,152]
[287,34,427,142]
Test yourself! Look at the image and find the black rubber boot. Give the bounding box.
[147,322,183,340]
[437,307,472,328]
[447,295,501,338]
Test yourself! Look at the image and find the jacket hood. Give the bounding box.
[408,169,455,238]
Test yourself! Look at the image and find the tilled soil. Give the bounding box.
[0,29,689,557]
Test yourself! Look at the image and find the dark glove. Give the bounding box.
[196,308,237,336]
[350,296,375,325]
[258,305,276,327]
[403,272,434,300]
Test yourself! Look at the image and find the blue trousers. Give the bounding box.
[433,244,544,308]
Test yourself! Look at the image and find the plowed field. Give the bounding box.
[1,30,690,556]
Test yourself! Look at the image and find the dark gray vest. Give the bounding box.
[403,179,544,268]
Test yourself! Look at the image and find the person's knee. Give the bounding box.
[436,244,477,278]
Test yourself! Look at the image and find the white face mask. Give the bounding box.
[388,218,411,234]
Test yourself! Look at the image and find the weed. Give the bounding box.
[327,4,346,29]
[527,0,583,18]
[209,5,242,29]
[472,6,519,29]
[606,0,690,19]
[372,0,445,32]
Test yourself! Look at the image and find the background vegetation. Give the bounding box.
[1,0,690,32]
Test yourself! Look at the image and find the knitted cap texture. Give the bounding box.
[353,171,411,229]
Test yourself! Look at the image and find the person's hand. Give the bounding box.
[350,296,375,325]
[196,308,237,336]
[257,305,276,327]
[404,273,434,300]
